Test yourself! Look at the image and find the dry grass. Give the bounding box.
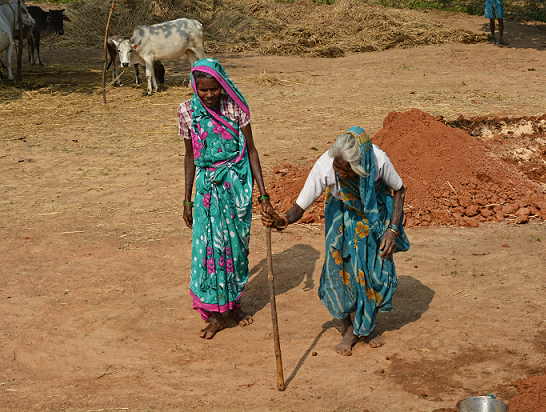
[54,0,487,56]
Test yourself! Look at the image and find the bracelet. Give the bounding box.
[258,194,270,202]
[386,228,399,237]
[183,200,194,208]
[387,224,400,236]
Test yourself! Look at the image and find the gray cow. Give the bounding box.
[118,18,206,95]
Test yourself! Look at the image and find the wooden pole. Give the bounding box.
[266,227,285,391]
[16,0,22,82]
[102,0,115,104]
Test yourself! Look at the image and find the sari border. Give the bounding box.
[190,289,243,320]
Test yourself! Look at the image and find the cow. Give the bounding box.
[107,35,165,87]
[18,7,70,66]
[0,0,35,83]
[118,18,206,96]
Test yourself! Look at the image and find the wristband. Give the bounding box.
[183,200,194,208]
[258,194,270,202]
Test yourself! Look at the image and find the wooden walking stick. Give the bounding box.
[266,226,285,391]
[102,0,115,104]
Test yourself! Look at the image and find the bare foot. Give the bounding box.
[334,317,358,356]
[229,307,253,326]
[199,312,226,339]
[366,330,386,348]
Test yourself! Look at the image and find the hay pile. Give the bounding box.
[57,0,487,56]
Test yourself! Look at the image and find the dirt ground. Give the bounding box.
[1,10,546,412]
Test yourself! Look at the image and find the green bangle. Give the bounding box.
[258,194,270,202]
[183,200,194,208]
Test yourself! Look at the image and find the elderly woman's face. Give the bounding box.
[333,157,357,180]
[196,77,222,109]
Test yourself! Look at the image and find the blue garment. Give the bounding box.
[318,127,410,336]
[485,0,503,19]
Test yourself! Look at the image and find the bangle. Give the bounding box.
[258,194,270,202]
[388,224,400,236]
[386,228,399,237]
[183,200,194,208]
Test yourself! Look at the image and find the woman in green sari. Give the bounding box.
[261,127,409,355]
[178,58,272,339]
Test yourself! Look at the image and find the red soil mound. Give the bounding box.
[509,369,546,412]
[266,109,546,227]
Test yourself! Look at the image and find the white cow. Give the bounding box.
[0,0,35,83]
[107,35,165,87]
[118,18,206,95]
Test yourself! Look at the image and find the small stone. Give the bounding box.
[312,352,317,356]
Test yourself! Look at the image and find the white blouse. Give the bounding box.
[295,146,403,211]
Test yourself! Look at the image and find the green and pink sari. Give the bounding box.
[188,59,253,319]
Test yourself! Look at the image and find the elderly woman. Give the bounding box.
[262,126,409,356]
[179,58,272,339]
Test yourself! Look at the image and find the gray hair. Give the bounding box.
[328,133,369,177]
[192,70,214,81]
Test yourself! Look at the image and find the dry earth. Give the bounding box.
[1,10,546,412]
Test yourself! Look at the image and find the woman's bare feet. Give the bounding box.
[229,307,253,326]
[334,316,358,356]
[366,330,386,348]
[199,311,226,339]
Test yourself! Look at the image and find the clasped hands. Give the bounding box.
[261,205,288,231]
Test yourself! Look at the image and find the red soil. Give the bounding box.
[266,108,546,228]
[509,369,546,412]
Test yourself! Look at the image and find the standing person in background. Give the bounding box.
[261,127,409,356]
[179,58,272,339]
[486,0,508,45]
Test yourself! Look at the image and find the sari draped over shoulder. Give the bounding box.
[188,58,253,320]
[318,127,410,336]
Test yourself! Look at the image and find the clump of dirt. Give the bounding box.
[266,109,546,228]
[509,369,546,412]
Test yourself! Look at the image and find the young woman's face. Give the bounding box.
[196,77,222,109]
[333,157,357,180]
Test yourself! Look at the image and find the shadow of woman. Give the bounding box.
[284,274,434,387]
[375,275,435,335]
[242,243,321,317]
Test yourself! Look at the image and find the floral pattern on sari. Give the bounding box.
[187,58,254,320]
[318,127,410,336]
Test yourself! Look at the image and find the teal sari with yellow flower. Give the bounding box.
[318,128,410,336]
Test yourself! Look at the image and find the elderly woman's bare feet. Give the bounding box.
[229,307,253,326]
[334,316,358,356]
[199,312,226,339]
[366,330,386,348]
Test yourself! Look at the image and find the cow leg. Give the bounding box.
[186,49,200,67]
[144,59,155,95]
[0,58,6,70]
[134,64,140,85]
[28,35,35,65]
[113,56,122,86]
[34,35,43,66]
[5,40,14,81]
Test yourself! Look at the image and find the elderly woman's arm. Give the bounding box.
[379,185,406,259]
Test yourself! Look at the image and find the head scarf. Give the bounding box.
[189,58,250,168]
